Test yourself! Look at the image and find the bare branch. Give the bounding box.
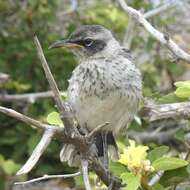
[34,36,66,114]
[129,129,177,144]
[148,171,164,186]
[0,106,47,130]
[34,36,75,134]
[87,122,109,139]
[140,101,190,121]
[118,0,190,63]
[123,16,136,48]
[0,91,66,103]
[123,1,176,48]
[144,1,177,19]
[15,172,81,185]
[81,160,92,190]
[17,129,55,175]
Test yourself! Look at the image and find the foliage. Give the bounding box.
[116,140,189,190]
[0,0,190,190]
[174,81,190,99]
[46,111,64,127]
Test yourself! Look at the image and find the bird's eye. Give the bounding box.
[84,38,94,47]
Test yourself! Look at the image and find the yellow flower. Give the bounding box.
[119,140,154,175]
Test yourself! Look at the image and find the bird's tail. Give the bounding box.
[60,131,119,167]
[95,131,120,161]
[60,144,81,167]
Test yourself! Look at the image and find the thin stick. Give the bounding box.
[0,106,46,130]
[87,122,109,139]
[15,172,81,185]
[123,15,136,48]
[34,36,66,113]
[123,1,177,49]
[144,1,177,19]
[118,0,190,63]
[34,36,74,135]
[81,160,92,190]
[148,171,164,186]
[141,101,190,121]
[17,130,55,175]
[0,91,66,103]
[185,149,190,161]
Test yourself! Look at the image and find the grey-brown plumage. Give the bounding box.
[50,25,142,166]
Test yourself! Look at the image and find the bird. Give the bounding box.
[49,25,142,167]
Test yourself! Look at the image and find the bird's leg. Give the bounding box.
[102,132,109,170]
[108,180,114,190]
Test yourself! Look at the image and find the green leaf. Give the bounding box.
[152,157,188,171]
[148,146,169,163]
[120,172,141,190]
[160,166,189,186]
[75,175,84,188]
[157,93,184,104]
[186,164,190,174]
[0,154,4,163]
[175,86,190,98]
[117,141,126,152]
[2,159,20,175]
[152,183,164,190]
[109,161,127,177]
[46,111,64,127]
[174,128,185,142]
[174,81,190,88]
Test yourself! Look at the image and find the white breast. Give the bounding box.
[68,56,142,134]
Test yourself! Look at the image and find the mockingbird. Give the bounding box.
[49,25,142,166]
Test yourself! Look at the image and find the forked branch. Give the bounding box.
[0,36,123,190]
[0,91,66,103]
[118,0,190,63]
[140,101,190,121]
[0,106,48,130]
[15,172,81,185]
[81,160,92,190]
[34,36,75,135]
[16,130,56,175]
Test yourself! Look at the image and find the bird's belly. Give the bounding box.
[71,91,138,134]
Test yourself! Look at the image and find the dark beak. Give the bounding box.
[48,39,83,49]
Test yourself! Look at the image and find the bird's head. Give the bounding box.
[49,25,120,60]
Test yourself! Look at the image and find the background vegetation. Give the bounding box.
[0,0,190,189]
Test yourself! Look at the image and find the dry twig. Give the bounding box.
[0,91,66,103]
[17,130,55,175]
[0,106,49,130]
[144,1,177,19]
[148,171,164,186]
[140,101,190,121]
[81,160,92,190]
[123,1,176,48]
[15,172,81,185]
[87,122,109,139]
[118,0,190,63]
